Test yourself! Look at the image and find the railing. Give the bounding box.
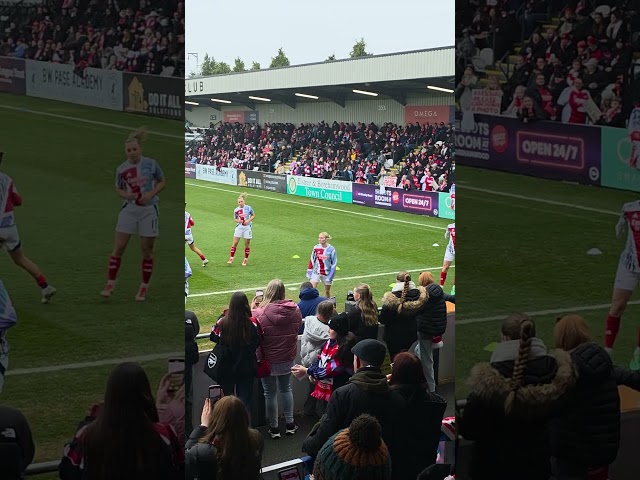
[25,460,59,476]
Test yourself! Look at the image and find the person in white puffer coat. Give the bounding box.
[299,300,333,417]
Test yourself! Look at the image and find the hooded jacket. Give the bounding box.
[459,340,575,480]
[253,300,302,365]
[549,342,620,468]
[298,287,328,319]
[300,315,330,367]
[302,366,404,459]
[379,286,428,357]
[416,284,453,337]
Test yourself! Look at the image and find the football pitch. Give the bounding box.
[185,179,455,340]
[0,93,183,464]
[457,166,639,398]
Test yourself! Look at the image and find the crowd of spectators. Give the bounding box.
[185,272,455,480]
[185,120,456,192]
[456,0,640,127]
[0,0,184,77]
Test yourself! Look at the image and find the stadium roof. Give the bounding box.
[185,47,454,110]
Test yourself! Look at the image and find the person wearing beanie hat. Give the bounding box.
[292,313,356,417]
[313,414,391,480]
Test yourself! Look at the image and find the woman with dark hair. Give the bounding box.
[210,291,262,411]
[185,396,263,480]
[458,314,574,480]
[388,352,447,480]
[292,313,357,418]
[59,362,183,480]
[549,315,620,480]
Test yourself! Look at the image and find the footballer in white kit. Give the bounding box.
[307,232,338,297]
[185,205,208,266]
[0,156,56,303]
[228,193,254,266]
[605,200,640,368]
[440,223,455,294]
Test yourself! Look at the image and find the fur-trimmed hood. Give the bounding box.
[466,349,575,414]
[382,286,428,315]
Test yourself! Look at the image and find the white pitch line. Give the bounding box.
[0,104,183,139]
[189,266,454,298]
[186,182,446,230]
[6,351,183,376]
[463,185,619,216]
[459,300,640,325]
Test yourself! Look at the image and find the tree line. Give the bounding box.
[190,38,371,77]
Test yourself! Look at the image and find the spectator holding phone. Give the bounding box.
[156,371,186,448]
[186,396,263,480]
[346,283,379,343]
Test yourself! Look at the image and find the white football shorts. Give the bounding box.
[185,234,194,245]
[0,225,21,251]
[614,258,640,291]
[234,224,252,239]
[310,273,333,286]
[444,245,455,263]
[116,204,159,237]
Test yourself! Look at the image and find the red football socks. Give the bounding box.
[230,246,237,258]
[107,256,122,281]
[440,271,447,286]
[604,315,621,349]
[142,258,153,284]
[245,247,250,259]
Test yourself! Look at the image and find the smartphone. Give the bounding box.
[330,296,336,305]
[278,467,302,480]
[208,385,223,402]
[167,358,185,392]
[256,290,264,297]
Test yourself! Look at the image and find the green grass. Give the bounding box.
[456,166,638,397]
[0,94,184,462]
[185,179,455,338]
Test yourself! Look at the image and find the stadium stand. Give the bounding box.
[185,121,455,192]
[456,0,640,125]
[0,0,184,77]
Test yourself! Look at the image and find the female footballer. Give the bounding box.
[185,203,209,267]
[307,232,337,298]
[101,128,165,301]
[228,193,254,266]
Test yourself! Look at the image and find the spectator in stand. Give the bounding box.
[312,414,392,480]
[606,10,629,45]
[252,279,302,439]
[504,85,527,117]
[524,32,548,64]
[185,396,263,480]
[388,352,447,479]
[0,405,34,480]
[292,314,356,418]
[380,273,427,361]
[549,314,620,480]
[583,58,606,101]
[59,362,184,480]
[185,310,200,438]
[518,95,546,123]
[346,283,380,343]
[210,292,263,412]
[155,373,186,448]
[458,314,574,480]
[558,76,591,124]
[298,281,328,327]
[598,96,626,127]
[528,73,557,120]
[300,300,332,417]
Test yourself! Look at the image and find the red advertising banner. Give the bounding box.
[224,111,245,123]
[404,105,453,125]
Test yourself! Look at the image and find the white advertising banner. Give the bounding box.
[25,60,123,110]
[195,165,237,185]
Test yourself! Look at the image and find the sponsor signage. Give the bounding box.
[195,165,237,185]
[404,105,453,125]
[601,113,640,192]
[456,113,601,185]
[0,57,26,94]
[223,110,259,123]
[184,162,196,179]
[287,175,352,203]
[351,184,439,217]
[237,169,264,190]
[438,191,455,219]
[25,60,123,110]
[123,73,183,120]
[263,173,287,193]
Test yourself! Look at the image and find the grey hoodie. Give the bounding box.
[300,315,330,367]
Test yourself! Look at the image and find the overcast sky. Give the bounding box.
[186,1,454,75]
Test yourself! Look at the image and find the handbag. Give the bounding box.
[203,342,227,381]
[256,343,271,378]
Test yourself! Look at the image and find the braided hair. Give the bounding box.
[504,317,535,413]
[398,274,411,312]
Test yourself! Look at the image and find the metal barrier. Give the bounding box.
[24,460,59,476]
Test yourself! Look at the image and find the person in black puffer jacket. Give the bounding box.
[415,272,455,392]
[549,314,620,480]
[185,310,200,438]
[379,273,428,361]
[458,314,575,480]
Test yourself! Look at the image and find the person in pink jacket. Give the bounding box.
[252,278,302,439]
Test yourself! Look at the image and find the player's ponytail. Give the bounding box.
[399,274,411,311]
[126,127,147,145]
[319,231,331,241]
[238,193,247,201]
